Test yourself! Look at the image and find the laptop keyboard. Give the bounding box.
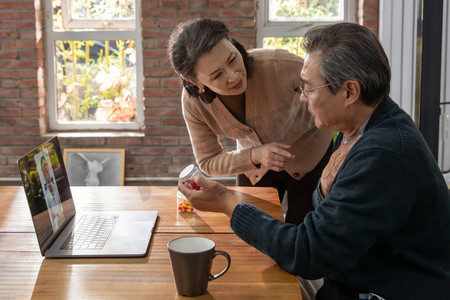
[61,214,119,250]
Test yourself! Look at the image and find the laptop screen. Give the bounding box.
[18,136,76,253]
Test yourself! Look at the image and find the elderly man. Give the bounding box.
[178,22,450,299]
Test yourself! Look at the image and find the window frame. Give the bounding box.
[61,0,135,29]
[256,0,357,48]
[44,0,144,131]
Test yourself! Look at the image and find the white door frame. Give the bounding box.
[380,0,449,172]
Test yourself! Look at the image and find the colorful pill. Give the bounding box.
[177,198,195,213]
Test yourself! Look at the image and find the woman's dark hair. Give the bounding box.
[301,22,391,106]
[167,17,253,104]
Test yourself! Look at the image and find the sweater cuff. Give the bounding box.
[233,147,259,170]
[230,203,264,245]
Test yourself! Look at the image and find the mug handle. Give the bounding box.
[209,250,231,281]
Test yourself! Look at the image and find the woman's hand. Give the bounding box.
[251,142,294,171]
[178,174,239,218]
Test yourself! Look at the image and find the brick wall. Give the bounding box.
[0,0,378,185]
[359,0,379,36]
[0,0,45,185]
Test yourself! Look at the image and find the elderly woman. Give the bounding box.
[167,18,333,225]
[178,22,450,299]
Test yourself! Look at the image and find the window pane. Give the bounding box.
[55,40,137,123]
[54,0,135,30]
[263,37,305,57]
[69,0,135,20]
[269,0,342,21]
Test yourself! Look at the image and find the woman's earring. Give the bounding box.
[199,87,205,94]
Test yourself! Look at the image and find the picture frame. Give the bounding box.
[63,148,125,186]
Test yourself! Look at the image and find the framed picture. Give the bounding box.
[63,148,125,186]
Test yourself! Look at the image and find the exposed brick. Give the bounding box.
[129,147,167,155]
[0,127,22,136]
[191,0,208,8]
[67,138,107,146]
[166,146,194,155]
[161,78,181,88]
[219,9,254,18]
[0,31,17,39]
[162,117,185,126]
[239,1,254,8]
[210,0,236,8]
[0,137,35,145]
[0,51,19,59]
[18,12,36,20]
[2,99,38,108]
[0,2,35,9]
[141,10,177,19]
[22,108,39,117]
[1,79,19,88]
[161,98,182,107]
[144,117,161,126]
[145,108,179,117]
[172,156,194,165]
[5,117,39,127]
[134,156,172,165]
[142,138,162,146]
[22,127,40,136]
[0,12,17,20]
[107,138,143,146]
[0,108,22,117]
[20,89,40,99]
[126,165,167,176]
[19,79,38,88]
[145,128,179,136]
[2,60,39,69]
[2,40,38,49]
[144,89,178,97]
[0,165,18,176]
[0,88,20,98]
[0,0,379,180]
[142,49,168,58]
[144,78,161,88]
[0,146,31,155]
[1,21,36,29]
[361,0,379,9]
[19,31,39,40]
[161,137,179,145]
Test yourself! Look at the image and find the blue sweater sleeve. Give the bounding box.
[230,146,413,279]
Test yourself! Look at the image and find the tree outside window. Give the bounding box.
[258,0,355,57]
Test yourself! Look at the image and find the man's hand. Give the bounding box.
[251,142,294,171]
[178,174,239,218]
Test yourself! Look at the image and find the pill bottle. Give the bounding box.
[176,191,195,214]
[179,164,202,190]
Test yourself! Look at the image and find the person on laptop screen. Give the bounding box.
[35,150,65,232]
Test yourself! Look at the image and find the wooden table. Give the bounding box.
[0,186,302,299]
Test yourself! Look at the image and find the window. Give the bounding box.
[44,0,144,131]
[257,0,357,55]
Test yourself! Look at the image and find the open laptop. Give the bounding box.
[17,136,158,258]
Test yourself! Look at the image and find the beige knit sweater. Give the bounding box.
[182,48,333,184]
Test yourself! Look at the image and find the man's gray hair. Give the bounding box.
[301,22,391,106]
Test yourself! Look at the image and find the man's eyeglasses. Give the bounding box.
[297,82,335,100]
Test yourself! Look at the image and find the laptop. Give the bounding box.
[17,136,158,258]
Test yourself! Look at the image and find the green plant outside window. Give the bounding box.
[55,40,137,122]
[52,0,137,123]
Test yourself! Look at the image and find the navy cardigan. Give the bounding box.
[230,97,450,299]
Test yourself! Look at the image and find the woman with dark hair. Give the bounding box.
[168,18,333,225]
